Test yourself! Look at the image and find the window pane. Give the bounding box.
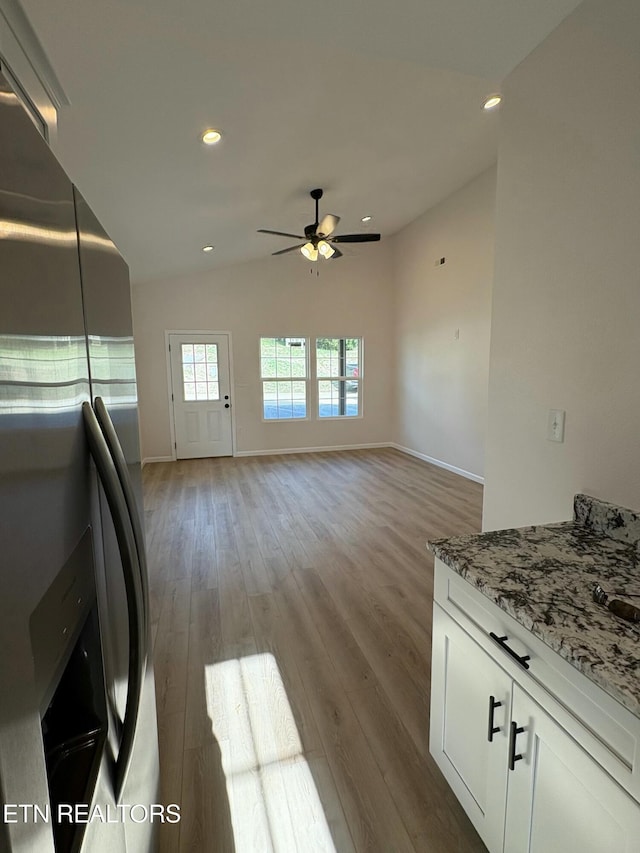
[194,345,206,362]
[291,381,306,401]
[262,379,306,419]
[318,379,359,417]
[345,338,359,371]
[276,358,292,378]
[261,358,276,378]
[181,344,194,363]
[195,364,207,381]
[184,382,196,401]
[260,337,307,379]
[316,337,360,379]
[290,357,307,377]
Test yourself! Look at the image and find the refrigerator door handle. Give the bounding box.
[82,400,146,801]
[94,396,149,641]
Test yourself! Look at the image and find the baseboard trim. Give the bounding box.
[234,442,391,458]
[141,445,483,482]
[390,444,484,484]
[142,456,174,467]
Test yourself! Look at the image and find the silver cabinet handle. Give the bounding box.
[94,397,149,640]
[82,401,145,801]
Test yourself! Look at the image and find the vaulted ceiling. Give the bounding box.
[20,0,581,281]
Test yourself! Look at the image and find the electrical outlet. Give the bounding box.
[547,409,565,442]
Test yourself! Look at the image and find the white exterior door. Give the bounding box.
[169,333,233,458]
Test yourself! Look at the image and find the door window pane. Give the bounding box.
[181,343,220,401]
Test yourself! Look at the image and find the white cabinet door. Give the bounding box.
[504,684,640,853]
[430,605,512,852]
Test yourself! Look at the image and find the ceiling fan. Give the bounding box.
[258,188,380,260]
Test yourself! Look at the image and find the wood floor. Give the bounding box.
[143,447,487,852]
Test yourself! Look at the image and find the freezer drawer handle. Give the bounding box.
[94,396,149,640]
[82,401,146,801]
[489,632,531,670]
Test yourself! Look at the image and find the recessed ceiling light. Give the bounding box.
[483,94,502,111]
[201,129,222,145]
[361,215,372,223]
[202,245,214,252]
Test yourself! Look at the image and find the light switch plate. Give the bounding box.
[547,409,565,442]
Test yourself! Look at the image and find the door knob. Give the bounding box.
[225,403,230,408]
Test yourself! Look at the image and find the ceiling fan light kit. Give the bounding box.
[258,188,381,261]
[318,240,335,259]
[301,242,318,261]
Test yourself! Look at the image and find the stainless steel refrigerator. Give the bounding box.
[0,64,160,853]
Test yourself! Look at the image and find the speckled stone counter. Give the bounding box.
[428,494,640,717]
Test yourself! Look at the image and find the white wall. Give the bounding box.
[483,0,640,529]
[132,244,394,460]
[392,167,495,481]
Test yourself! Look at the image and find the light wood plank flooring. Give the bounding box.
[143,447,486,852]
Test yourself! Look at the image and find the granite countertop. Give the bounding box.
[428,494,640,717]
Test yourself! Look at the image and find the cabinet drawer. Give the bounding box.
[434,559,640,802]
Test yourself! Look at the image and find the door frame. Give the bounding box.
[164,329,237,461]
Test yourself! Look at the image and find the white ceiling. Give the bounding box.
[20,0,581,282]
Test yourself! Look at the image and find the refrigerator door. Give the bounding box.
[94,396,149,637]
[0,66,93,853]
[82,401,146,800]
[74,192,160,852]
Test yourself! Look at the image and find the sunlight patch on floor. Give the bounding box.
[205,653,337,852]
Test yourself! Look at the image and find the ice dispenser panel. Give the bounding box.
[30,528,108,853]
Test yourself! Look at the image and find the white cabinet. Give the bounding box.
[430,605,512,852]
[430,560,640,853]
[505,685,640,853]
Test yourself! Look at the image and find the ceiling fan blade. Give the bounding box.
[331,233,381,244]
[328,246,343,259]
[258,229,304,239]
[272,243,305,256]
[317,214,340,238]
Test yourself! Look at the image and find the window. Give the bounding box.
[316,338,361,418]
[180,343,220,401]
[260,337,308,419]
